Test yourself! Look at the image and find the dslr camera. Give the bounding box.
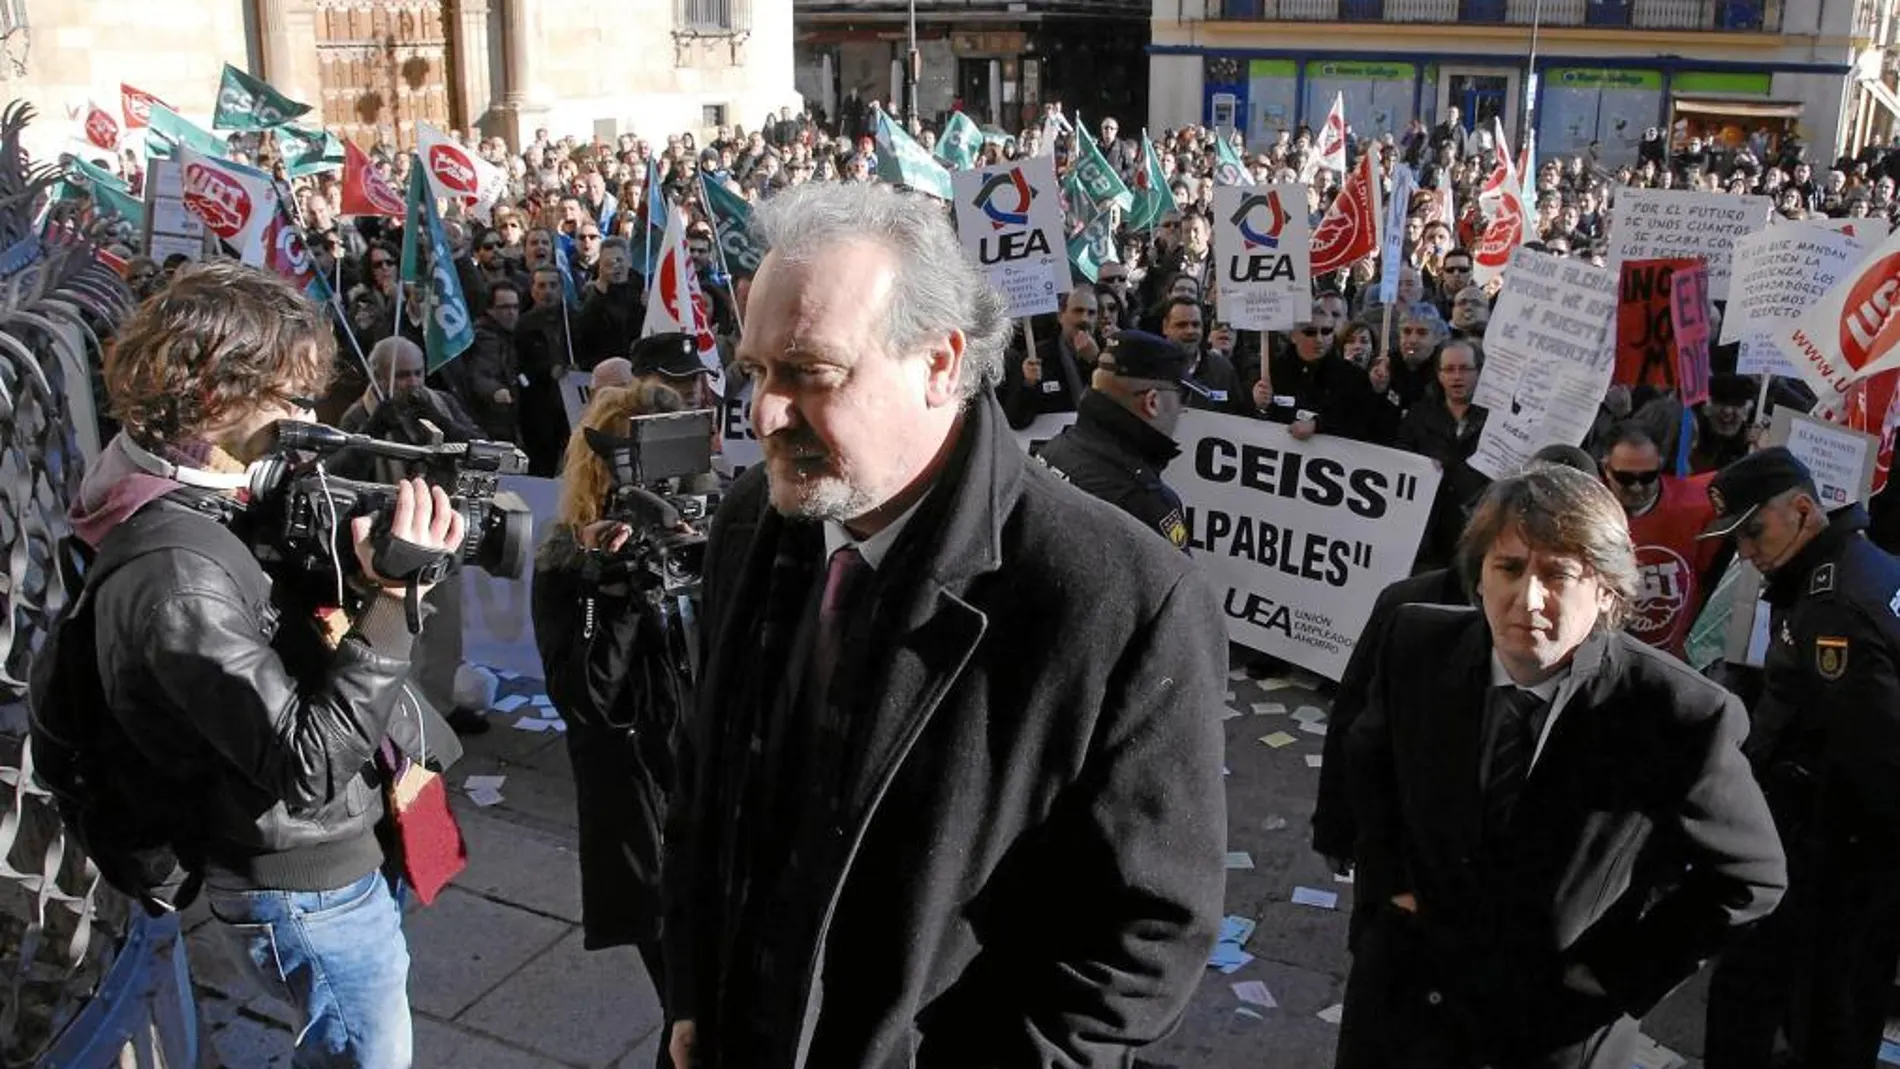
[245,421,535,581]
[585,408,719,599]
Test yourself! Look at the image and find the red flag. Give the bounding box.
[121,84,168,130]
[1846,370,1900,494]
[1310,145,1380,276]
[341,139,404,218]
[83,102,119,151]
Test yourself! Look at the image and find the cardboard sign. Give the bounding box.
[1671,263,1712,408]
[1615,258,1697,389]
[1213,183,1312,331]
[1766,407,1879,509]
[1607,188,1771,301]
[1728,224,1866,377]
[952,155,1067,319]
[1471,251,1621,481]
[1171,411,1440,680]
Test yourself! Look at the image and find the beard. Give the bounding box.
[762,430,877,522]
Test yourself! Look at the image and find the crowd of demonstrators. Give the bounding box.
[76,91,1900,1069]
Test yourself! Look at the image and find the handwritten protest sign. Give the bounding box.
[1470,252,1619,480]
[1171,412,1440,680]
[1607,188,1770,301]
[1780,221,1900,419]
[1475,247,1616,411]
[1616,258,1697,389]
[1766,407,1878,508]
[1213,183,1311,331]
[1671,263,1712,408]
[1727,224,1866,377]
[952,155,1066,319]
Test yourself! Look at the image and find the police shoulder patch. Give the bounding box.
[1810,562,1836,595]
[1031,455,1071,483]
[1160,508,1189,548]
[1816,635,1850,681]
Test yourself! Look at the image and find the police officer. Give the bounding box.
[1700,447,1900,1069]
[1038,331,1202,552]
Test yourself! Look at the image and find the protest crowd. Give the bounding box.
[30,56,1900,1069]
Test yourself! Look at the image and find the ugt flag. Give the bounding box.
[176,145,278,262]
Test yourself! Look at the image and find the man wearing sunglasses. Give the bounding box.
[1702,447,1900,1069]
[1597,423,1722,660]
[1038,331,1203,552]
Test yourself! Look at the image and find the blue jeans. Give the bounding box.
[205,869,413,1069]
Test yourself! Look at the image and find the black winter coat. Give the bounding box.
[1261,350,1379,441]
[664,396,1228,1069]
[1393,398,1490,571]
[532,526,686,949]
[1037,390,1190,552]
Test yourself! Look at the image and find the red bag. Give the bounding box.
[382,756,466,905]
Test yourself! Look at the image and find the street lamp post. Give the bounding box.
[906,0,920,126]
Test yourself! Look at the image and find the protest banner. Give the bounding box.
[1607,188,1769,301]
[1779,221,1900,419]
[1011,411,1077,456]
[1615,257,1696,389]
[1671,263,1712,408]
[952,155,1066,319]
[1766,407,1878,508]
[1212,183,1311,331]
[1726,224,1865,377]
[713,386,764,479]
[1774,211,1890,249]
[1170,411,1440,680]
[1471,251,1619,480]
[460,475,554,680]
[1473,247,1617,411]
[560,369,593,429]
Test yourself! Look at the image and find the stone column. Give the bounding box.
[254,0,323,121]
[496,0,548,149]
[449,0,496,136]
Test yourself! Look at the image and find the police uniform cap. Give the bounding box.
[629,332,710,380]
[1099,330,1206,395]
[1708,373,1755,406]
[1699,446,1817,540]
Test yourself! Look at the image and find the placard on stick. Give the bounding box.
[952,155,1066,319]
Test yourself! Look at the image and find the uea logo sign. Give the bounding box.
[973,168,1050,264]
[427,144,478,199]
[1228,191,1298,283]
[183,162,252,239]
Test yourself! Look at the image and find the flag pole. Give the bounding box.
[695,174,746,335]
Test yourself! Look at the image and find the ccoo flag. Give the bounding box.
[935,111,984,171]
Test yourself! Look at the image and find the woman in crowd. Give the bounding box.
[531,382,693,1010]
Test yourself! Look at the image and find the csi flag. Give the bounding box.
[699,173,765,278]
[212,63,312,131]
[146,105,230,161]
[400,161,476,373]
[1213,136,1255,187]
[935,111,984,171]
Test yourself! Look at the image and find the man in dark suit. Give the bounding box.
[663,183,1228,1069]
[1341,464,1786,1069]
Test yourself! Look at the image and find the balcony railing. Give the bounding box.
[676,0,751,36]
[1189,0,1780,30]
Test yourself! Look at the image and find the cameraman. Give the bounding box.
[340,335,491,736]
[68,262,463,1066]
[531,381,692,1014]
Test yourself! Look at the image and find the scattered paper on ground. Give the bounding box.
[1291,887,1339,910]
[1300,722,1328,737]
[1334,871,1355,884]
[514,717,555,732]
[1231,980,1277,1009]
[1291,706,1326,723]
[1317,1004,1344,1024]
[1260,732,1297,749]
[494,694,531,713]
[463,775,506,792]
[1235,1007,1264,1020]
[1224,851,1255,870]
[1253,702,1287,716]
[466,786,504,807]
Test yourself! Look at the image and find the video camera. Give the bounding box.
[587,408,719,598]
[245,421,535,581]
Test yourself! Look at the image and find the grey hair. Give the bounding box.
[747,182,1012,401]
[368,335,423,374]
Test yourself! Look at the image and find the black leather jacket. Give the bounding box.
[91,493,431,892]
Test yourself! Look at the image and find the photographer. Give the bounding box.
[64,262,464,1067]
[340,336,491,736]
[531,381,693,1012]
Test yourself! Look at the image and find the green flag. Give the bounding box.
[274,123,345,177]
[1213,136,1255,187]
[213,63,312,131]
[698,174,765,278]
[874,111,953,200]
[1125,130,1180,233]
[61,158,146,231]
[1061,172,1117,284]
[1068,111,1134,212]
[400,162,475,373]
[934,112,983,171]
[146,105,229,160]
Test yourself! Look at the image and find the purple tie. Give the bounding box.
[814,546,869,701]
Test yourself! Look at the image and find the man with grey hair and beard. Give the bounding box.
[663,183,1228,1069]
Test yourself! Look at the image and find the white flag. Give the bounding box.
[642,205,728,398]
[416,122,507,224]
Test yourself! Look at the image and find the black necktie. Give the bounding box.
[813,546,869,707]
[1484,686,1548,840]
